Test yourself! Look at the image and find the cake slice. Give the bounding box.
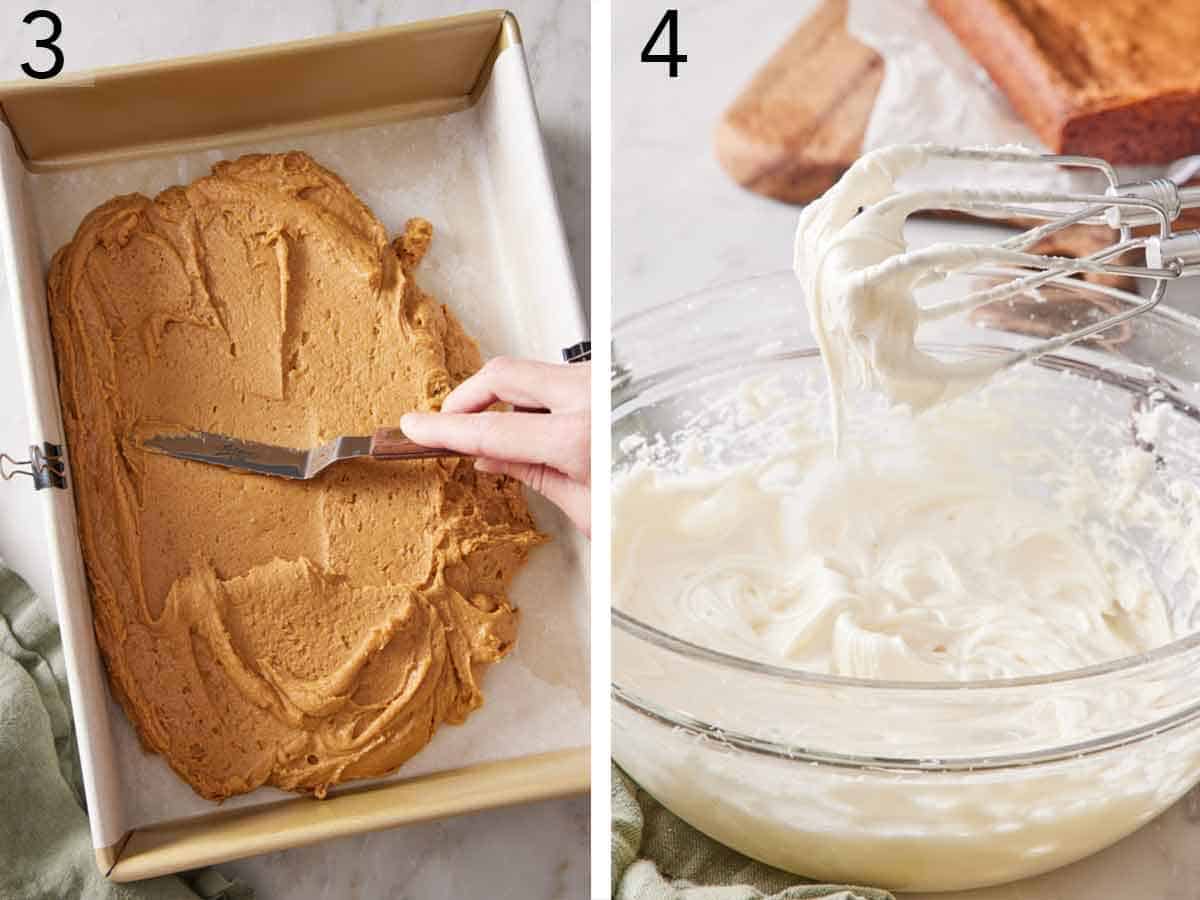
[930,0,1200,163]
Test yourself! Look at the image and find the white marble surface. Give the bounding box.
[613,2,1200,898]
[0,2,588,898]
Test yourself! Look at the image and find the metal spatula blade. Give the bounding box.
[143,427,460,480]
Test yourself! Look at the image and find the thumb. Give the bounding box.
[476,458,590,538]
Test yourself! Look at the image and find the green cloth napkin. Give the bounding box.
[612,764,895,900]
[0,564,252,900]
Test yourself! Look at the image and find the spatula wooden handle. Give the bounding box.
[369,427,463,460]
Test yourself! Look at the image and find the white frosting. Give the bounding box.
[792,144,1036,443]
[614,696,1200,891]
[616,144,1180,681]
[613,376,1176,681]
[613,367,1200,888]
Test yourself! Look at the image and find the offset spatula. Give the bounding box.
[143,427,461,480]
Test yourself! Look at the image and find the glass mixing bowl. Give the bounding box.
[612,270,1200,892]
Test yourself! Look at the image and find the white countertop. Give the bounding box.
[0,2,588,898]
[614,2,1200,899]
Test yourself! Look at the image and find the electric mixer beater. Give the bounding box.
[834,145,1200,365]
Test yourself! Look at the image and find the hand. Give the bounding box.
[400,357,591,537]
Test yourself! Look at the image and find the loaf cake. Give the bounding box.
[930,0,1200,163]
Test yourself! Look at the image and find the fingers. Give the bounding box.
[400,410,590,483]
[475,459,591,537]
[405,356,592,537]
[441,357,590,414]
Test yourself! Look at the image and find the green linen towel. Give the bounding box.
[0,564,252,900]
[612,764,895,900]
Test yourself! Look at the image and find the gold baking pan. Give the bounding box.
[0,11,518,171]
[104,748,586,880]
[0,9,589,880]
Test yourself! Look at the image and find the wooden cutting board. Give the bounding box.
[714,0,1200,282]
[714,0,881,205]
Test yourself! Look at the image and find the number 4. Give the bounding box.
[641,10,687,78]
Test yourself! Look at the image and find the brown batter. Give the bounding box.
[46,151,545,801]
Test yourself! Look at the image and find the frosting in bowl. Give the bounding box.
[614,373,1177,681]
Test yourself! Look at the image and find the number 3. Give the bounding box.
[22,9,64,80]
